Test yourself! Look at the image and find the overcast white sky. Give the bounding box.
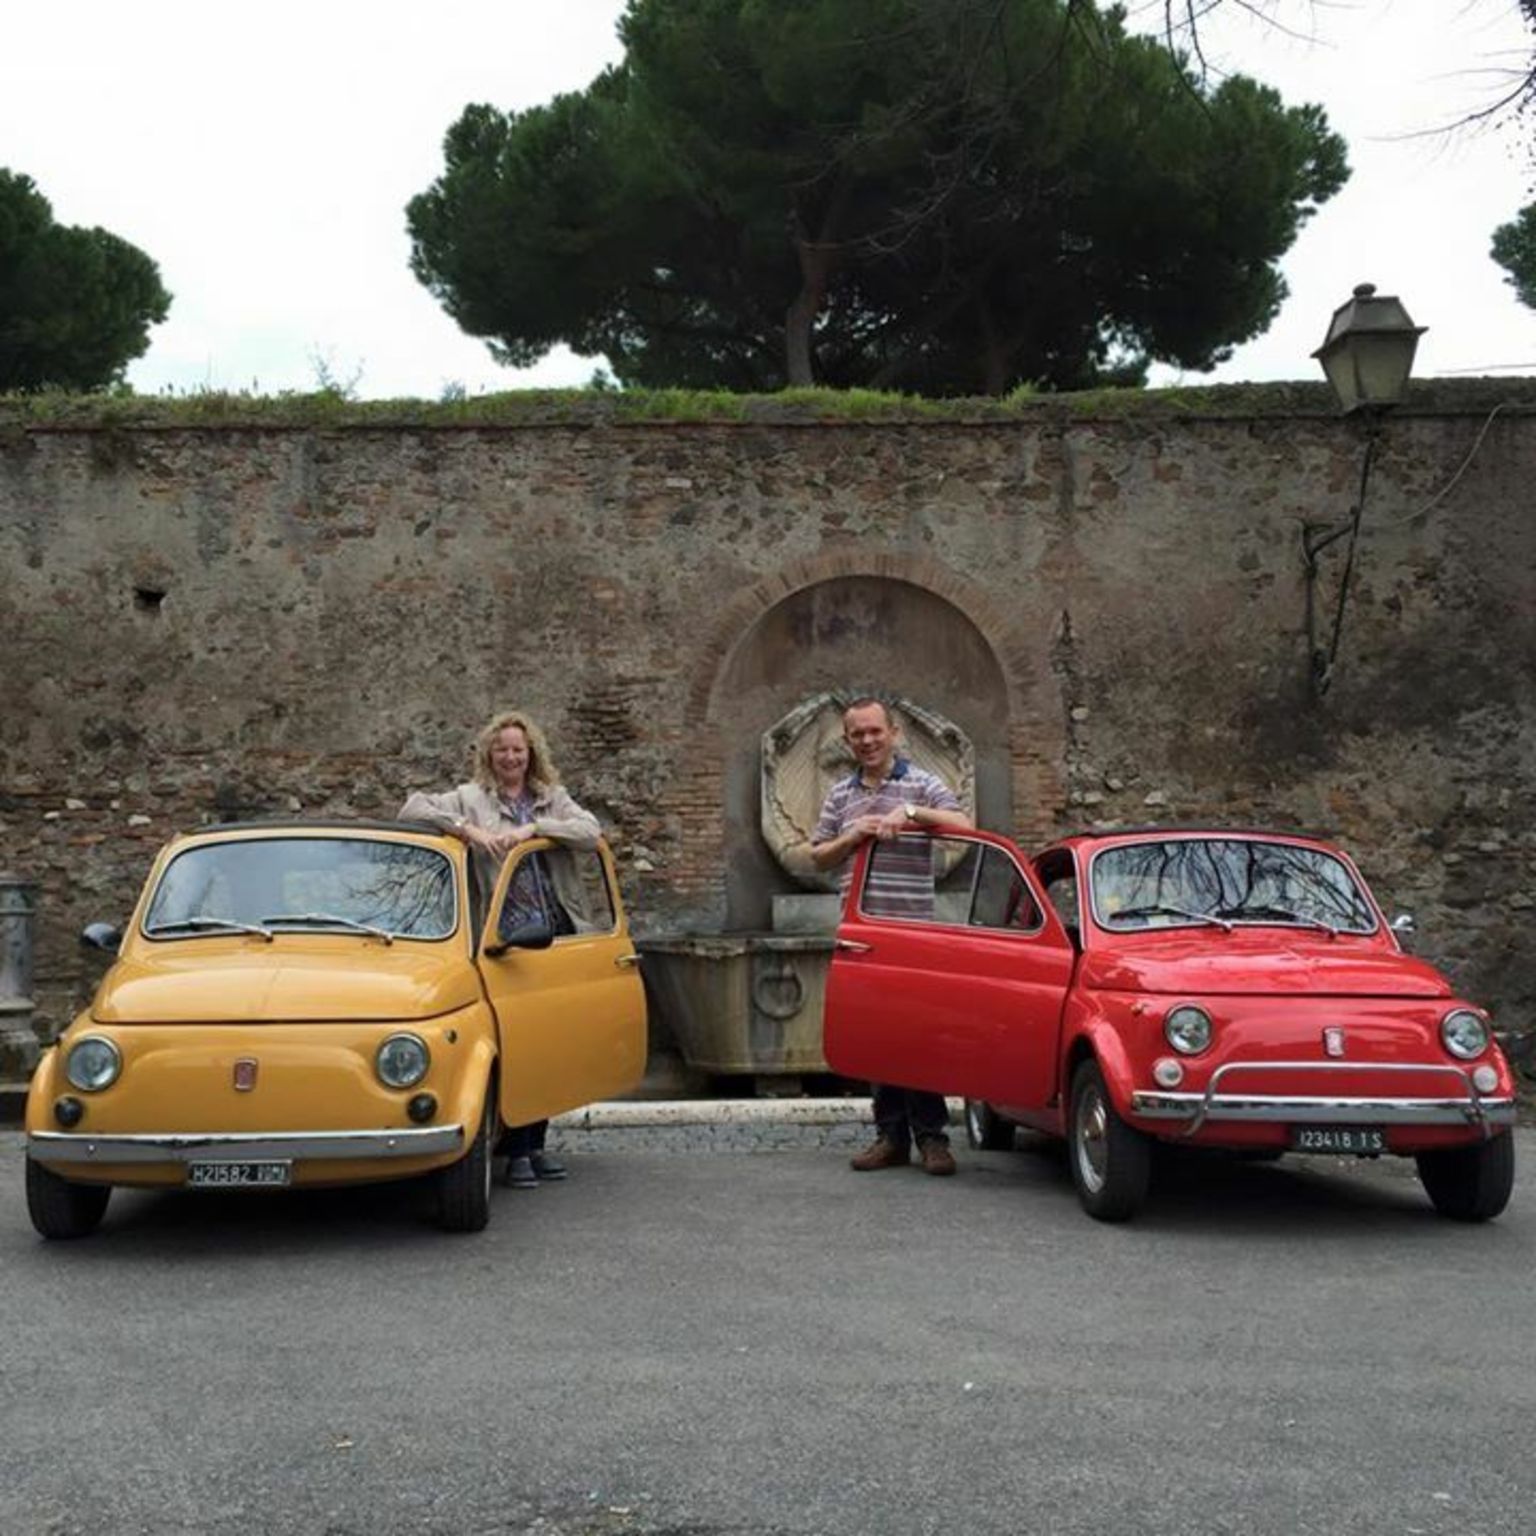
[3,1,1533,398]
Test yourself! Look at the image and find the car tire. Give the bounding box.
[436,1092,494,1234]
[1415,1133,1515,1222]
[964,1099,1015,1151]
[1068,1059,1151,1222]
[26,1158,110,1240]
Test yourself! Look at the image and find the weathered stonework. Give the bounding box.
[1,388,1533,1077]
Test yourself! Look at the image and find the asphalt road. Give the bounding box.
[2,1126,1531,1536]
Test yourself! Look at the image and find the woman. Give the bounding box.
[400,709,601,1191]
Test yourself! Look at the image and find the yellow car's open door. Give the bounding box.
[477,839,647,1128]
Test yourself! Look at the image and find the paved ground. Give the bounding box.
[2,1121,1531,1536]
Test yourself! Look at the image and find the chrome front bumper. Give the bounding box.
[1130,1061,1516,1137]
[27,1125,465,1165]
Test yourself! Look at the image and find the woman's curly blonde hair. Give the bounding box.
[471,710,562,793]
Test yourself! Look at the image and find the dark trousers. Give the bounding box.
[502,1120,548,1157]
[873,1084,950,1149]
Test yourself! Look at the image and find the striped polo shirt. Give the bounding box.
[813,757,962,912]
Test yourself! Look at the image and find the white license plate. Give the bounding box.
[187,1161,292,1188]
[1290,1126,1387,1155]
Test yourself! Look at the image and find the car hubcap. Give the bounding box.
[1077,1089,1108,1194]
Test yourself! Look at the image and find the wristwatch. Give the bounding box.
[904,803,920,824]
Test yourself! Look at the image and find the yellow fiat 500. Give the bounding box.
[24,820,647,1238]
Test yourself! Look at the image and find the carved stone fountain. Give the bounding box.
[637,691,974,1084]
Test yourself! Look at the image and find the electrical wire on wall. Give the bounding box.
[1301,400,1512,698]
[1370,401,1510,532]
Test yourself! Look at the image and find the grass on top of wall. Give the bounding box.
[3,377,1534,431]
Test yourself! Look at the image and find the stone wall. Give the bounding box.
[2,388,1533,1072]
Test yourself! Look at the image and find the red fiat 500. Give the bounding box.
[823,826,1517,1222]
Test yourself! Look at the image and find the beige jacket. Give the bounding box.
[398,780,603,930]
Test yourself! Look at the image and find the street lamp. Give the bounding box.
[1312,283,1426,413]
[1303,283,1426,696]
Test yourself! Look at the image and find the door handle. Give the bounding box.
[835,939,873,954]
[615,953,640,969]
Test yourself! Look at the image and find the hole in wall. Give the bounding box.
[133,586,166,613]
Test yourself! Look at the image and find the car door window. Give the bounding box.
[556,846,617,934]
[497,846,619,942]
[969,845,1043,931]
[1046,874,1079,929]
[861,834,943,921]
[1036,851,1081,949]
[497,856,554,943]
[862,836,1040,931]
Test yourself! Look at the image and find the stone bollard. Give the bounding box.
[0,875,41,1079]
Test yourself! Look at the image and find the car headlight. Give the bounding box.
[1440,1009,1489,1060]
[376,1033,430,1088]
[65,1036,122,1092]
[1164,1005,1213,1055]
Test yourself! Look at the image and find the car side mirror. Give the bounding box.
[81,922,122,954]
[1389,912,1416,945]
[483,917,556,958]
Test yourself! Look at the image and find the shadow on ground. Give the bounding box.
[974,1128,1445,1235]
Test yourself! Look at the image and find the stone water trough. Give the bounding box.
[0,876,40,1080]
[636,929,836,1078]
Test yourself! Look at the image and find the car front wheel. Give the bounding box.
[436,1092,494,1233]
[1415,1133,1515,1222]
[965,1099,1015,1151]
[1068,1060,1151,1222]
[26,1159,110,1240]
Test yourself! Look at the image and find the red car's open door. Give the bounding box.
[823,829,1075,1109]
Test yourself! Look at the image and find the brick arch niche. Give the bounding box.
[702,570,1022,930]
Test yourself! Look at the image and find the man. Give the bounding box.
[811,697,973,1176]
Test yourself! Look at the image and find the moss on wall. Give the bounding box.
[8,377,1536,433]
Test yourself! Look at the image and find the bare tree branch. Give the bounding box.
[1147,0,1536,128]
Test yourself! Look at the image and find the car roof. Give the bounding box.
[167,818,453,846]
[1037,825,1341,859]
[190,818,443,835]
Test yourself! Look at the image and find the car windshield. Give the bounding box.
[1090,838,1376,935]
[143,838,456,941]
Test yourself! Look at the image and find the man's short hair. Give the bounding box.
[841,695,894,727]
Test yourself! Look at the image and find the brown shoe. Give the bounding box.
[850,1136,910,1172]
[919,1140,957,1177]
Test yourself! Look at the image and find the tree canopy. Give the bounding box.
[408,0,1347,395]
[0,169,172,393]
[1492,203,1536,310]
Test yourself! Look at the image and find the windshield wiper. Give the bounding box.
[146,916,274,941]
[261,912,395,944]
[1216,904,1339,937]
[1107,903,1233,932]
